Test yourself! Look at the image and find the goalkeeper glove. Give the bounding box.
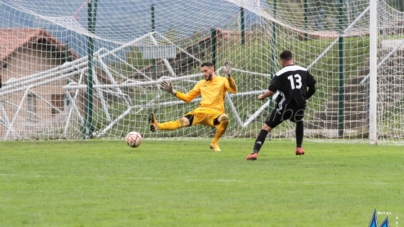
[222,61,232,78]
[160,80,177,95]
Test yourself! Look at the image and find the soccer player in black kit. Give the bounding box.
[246,50,316,160]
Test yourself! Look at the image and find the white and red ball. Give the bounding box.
[126,131,142,148]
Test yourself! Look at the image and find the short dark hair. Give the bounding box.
[201,62,215,68]
[280,50,293,61]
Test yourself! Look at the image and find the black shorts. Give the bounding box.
[265,102,305,128]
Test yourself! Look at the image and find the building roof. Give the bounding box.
[0,28,79,66]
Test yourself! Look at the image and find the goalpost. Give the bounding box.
[369,0,378,145]
[0,0,404,144]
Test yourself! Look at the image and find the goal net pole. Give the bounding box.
[369,0,378,144]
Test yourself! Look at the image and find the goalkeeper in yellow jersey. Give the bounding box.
[148,62,237,152]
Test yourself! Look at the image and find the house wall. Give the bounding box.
[0,43,70,139]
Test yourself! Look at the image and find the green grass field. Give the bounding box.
[1,139,403,227]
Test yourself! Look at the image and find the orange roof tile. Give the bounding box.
[0,28,79,65]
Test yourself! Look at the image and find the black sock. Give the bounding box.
[253,129,269,153]
[296,121,303,148]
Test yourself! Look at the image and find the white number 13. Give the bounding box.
[288,74,302,89]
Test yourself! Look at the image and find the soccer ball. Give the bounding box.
[126,131,142,148]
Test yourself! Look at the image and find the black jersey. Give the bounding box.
[268,65,316,111]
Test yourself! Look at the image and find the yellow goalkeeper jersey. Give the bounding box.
[175,76,237,113]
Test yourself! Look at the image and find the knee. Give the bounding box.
[218,114,230,125]
[262,123,271,131]
[218,114,230,122]
[180,117,190,126]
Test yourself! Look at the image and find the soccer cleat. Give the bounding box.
[148,113,157,132]
[296,147,305,156]
[209,142,221,152]
[245,152,258,160]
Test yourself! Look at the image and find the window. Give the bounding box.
[51,94,66,115]
[27,93,36,122]
[1,63,6,88]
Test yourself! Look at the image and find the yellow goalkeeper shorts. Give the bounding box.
[184,107,223,127]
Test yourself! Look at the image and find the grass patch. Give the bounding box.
[0,139,402,226]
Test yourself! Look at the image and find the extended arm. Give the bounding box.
[160,80,200,103]
[222,61,237,93]
[175,88,200,103]
[226,77,237,94]
[258,90,275,100]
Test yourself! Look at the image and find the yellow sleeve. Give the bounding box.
[225,77,237,94]
[175,82,201,103]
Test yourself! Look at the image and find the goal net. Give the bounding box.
[0,0,403,144]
